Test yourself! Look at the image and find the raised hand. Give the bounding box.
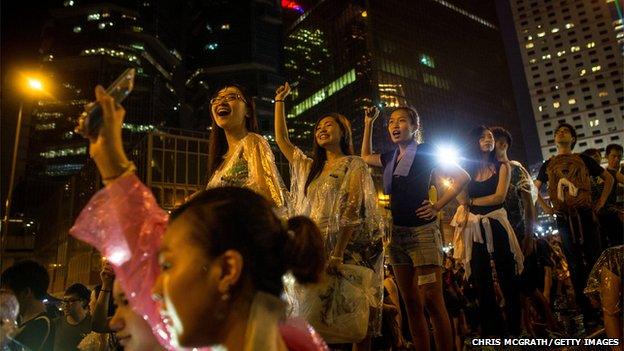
[275,82,291,101]
[364,106,380,125]
[79,86,131,181]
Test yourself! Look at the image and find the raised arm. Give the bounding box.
[274,83,297,163]
[471,162,511,206]
[361,106,382,167]
[92,262,114,333]
[82,86,133,183]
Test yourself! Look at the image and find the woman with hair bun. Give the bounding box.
[274,83,383,350]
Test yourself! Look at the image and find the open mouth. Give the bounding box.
[317,133,329,140]
[216,105,231,117]
[391,130,401,138]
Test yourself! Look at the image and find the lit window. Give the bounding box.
[205,43,218,51]
[580,69,587,76]
[589,119,600,127]
[221,23,230,30]
[565,23,574,29]
[73,26,82,33]
[537,31,546,37]
[598,91,609,97]
[529,58,537,64]
[557,50,566,57]
[527,35,533,40]
[541,54,551,60]
[361,11,367,17]
[568,98,576,105]
[98,22,106,29]
[88,13,101,21]
[419,54,435,68]
[63,0,74,6]
[586,42,596,48]
[591,65,601,72]
[525,42,534,49]
[551,27,559,33]
[553,101,561,109]
[538,105,544,111]
[571,46,580,52]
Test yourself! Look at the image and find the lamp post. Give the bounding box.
[1,76,45,270]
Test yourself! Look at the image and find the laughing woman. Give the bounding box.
[205,84,289,215]
[361,106,469,351]
[274,83,384,350]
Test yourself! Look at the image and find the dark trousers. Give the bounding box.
[556,208,601,317]
[470,219,522,336]
[598,209,623,248]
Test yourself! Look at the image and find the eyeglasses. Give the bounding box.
[210,93,247,105]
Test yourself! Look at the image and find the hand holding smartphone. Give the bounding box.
[75,68,136,138]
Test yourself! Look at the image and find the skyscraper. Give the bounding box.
[283,0,531,162]
[504,0,623,160]
[179,0,284,134]
[9,0,182,280]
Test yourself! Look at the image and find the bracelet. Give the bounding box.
[102,161,137,186]
[274,99,284,103]
[330,255,343,261]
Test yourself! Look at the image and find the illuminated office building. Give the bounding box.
[505,0,623,160]
[283,0,532,162]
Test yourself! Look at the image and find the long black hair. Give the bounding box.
[206,84,258,182]
[304,113,354,194]
[462,125,498,177]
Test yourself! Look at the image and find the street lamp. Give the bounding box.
[1,74,47,270]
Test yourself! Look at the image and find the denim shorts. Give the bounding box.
[388,221,444,267]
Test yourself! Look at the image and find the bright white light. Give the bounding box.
[107,250,130,265]
[437,145,459,166]
[552,229,559,234]
[537,225,544,232]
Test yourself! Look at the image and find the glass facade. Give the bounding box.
[284,0,527,161]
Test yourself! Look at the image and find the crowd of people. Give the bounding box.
[0,82,622,351]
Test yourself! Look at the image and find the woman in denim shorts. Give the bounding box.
[362,106,469,351]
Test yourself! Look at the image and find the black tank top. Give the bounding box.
[468,164,503,215]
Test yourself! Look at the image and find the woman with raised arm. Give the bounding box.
[451,126,523,337]
[205,84,288,215]
[274,83,383,350]
[70,86,328,351]
[361,105,469,351]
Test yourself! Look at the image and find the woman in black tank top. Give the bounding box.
[456,126,522,337]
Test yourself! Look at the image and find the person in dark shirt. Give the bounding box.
[54,284,92,351]
[1,260,54,351]
[599,144,624,247]
[362,105,469,351]
[454,126,523,337]
[534,123,614,327]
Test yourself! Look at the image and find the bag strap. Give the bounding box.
[33,315,51,351]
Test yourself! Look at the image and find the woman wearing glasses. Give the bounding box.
[205,85,289,215]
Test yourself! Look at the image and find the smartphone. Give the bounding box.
[76,68,136,138]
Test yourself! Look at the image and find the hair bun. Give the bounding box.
[282,216,325,285]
